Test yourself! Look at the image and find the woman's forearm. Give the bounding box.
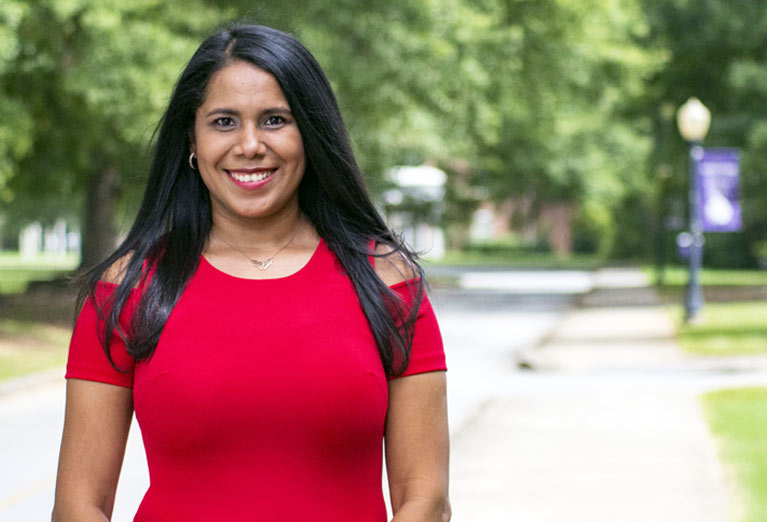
[391,496,451,522]
[51,504,111,522]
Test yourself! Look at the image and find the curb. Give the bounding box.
[515,286,595,371]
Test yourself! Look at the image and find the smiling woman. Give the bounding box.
[52,24,449,522]
[192,62,306,229]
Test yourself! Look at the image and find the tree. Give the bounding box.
[0,1,33,203]
[0,0,677,262]
[415,0,662,254]
[1,0,229,266]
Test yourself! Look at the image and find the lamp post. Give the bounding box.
[676,97,711,322]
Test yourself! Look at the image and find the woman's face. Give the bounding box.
[192,60,306,225]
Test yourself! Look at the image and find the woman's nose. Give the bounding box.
[236,125,266,157]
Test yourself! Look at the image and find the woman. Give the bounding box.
[53,24,450,522]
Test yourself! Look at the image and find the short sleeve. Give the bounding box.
[388,280,447,380]
[65,282,136,388]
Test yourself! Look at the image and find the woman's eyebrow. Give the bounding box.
[205,108,239,118]
[204,107,292,117]
[262,107,292,115]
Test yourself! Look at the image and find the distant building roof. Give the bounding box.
[388,165,446,188]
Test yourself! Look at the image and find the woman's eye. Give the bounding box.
[264,115,286,126]
[213,117,236,128]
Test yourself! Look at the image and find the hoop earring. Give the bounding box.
[189,152,197,170]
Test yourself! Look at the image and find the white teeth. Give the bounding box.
[230,170,274,183]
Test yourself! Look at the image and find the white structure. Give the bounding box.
[19,220,80,258]
[19,222,43,259]
[383,165,447,259]
[469,207,494,240]
[43,219,68,255]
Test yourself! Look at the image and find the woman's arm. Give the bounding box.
[374,243,450,520]
[386,371,451,522]
[52,379,133,521]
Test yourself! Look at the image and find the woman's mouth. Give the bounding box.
[226,168,277,185]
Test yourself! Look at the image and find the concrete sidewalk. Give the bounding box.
[449,267,767,522]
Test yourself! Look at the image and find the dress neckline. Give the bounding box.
[199,238,325,283]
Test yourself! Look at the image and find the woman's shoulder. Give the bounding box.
[100,253,132,285]
[99,252,144,290]
[372,242,419,287]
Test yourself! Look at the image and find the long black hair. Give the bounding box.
[79,23,423,377]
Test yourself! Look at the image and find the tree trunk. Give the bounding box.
[540,203,575,258]
[79,166,120,269]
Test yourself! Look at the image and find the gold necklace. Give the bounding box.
[214,220,303,271]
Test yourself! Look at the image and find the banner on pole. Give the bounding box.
[696,148,741,232]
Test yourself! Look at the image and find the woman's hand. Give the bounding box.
[386,371,451,522]
[52,379,133,521]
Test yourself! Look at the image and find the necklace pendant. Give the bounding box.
[251,259,273,271]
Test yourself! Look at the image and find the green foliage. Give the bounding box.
[702,233,758,269]
[0,0,32,200]
[641,0,767,267]
[464,236,550,256]
[573,200,616,256]
[703,388,767,522]
[1,0,230,231]
[2,0,763,264]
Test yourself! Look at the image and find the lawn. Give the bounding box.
[0,319,70,382]
[0,253,80,382]
[653,265,767,356]
[0,252,79,295]
[702,388,767,522]
[673,301,767,356]
[654,266,767,287]
[434,249,604,269]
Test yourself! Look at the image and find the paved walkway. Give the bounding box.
[449,268,767,522]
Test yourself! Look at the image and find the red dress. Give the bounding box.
[66,239,446,521]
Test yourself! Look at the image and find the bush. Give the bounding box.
[703,233,758,269]
[464,237,550,256]
[572,200,615,256]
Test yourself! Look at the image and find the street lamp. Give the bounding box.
[676,97,711,322]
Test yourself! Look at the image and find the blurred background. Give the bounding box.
[1,1,766,521]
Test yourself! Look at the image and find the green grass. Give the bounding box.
[0,252,79,294]
[0,319,70,382]
[650,266,767,287]
[673,301,767,356]
[432,250,605,270]
[0,253,79,381]
[702,388,767,522]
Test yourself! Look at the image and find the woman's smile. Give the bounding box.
[226,167,277,186]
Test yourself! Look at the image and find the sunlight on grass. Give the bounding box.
[0,349,68,382]
[0,252,79,295]
[0,252,80,267]
[674,302,767,356]
[650,266,767,287]
[435,250,603,269]
[0,319,70,382]
[703,388,767,522]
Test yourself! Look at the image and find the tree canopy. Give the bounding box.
[0,0,763,266]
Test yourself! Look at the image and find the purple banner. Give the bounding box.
[696,148,741,232]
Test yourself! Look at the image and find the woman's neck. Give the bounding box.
[203,205,320,279]
[209,207,306,254]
